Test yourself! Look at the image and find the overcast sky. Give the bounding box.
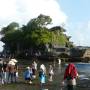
[0,0,90,51]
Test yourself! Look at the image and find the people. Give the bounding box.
[7,58,18,83]
[48,64,54,82]
[3,61,8,83]
[58,58,61,65]
[7,59,16,83]
[31,61,37,79]
[33,61,37,70]
[24,66,33,84]
[11,58,18,82]
[40,64,46,74]
[62,63,79,90]
[39,66,46,90]
[0,60,4,85]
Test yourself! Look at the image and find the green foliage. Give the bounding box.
[0,14,73,56]
[30,28,51,46]
[0,22,19,35]
[49,26,68,46]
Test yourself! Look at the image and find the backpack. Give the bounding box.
[66,75,72,80]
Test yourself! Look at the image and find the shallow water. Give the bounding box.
[1,60,90,90]
[42,62,90,90]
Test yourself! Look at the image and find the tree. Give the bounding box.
[0,14,73,58]
[0,22,19,35]
[0,22,22,57]
[22,14,52,52]
[49,26,69,46]
[27,14,52,29]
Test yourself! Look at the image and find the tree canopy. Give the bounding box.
[0,14,73,58]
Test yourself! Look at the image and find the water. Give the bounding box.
[75,63,90,81]
[64,63,90,80]
[18,60,90,90]
[75,63,90,73]
[38,61,90,89]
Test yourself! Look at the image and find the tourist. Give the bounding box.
[33,61,37,70]
[32,61,37,79]
[58,58,62,73]
[7,59,16,83]
[0,60,4,85]
[48,64,54,82]
[39,67,46,90]
[40,64,46,74]
[10,58,18,82]
[24,66,33,84]
[3,61,8,83]
[6,58,18,83]
[62,63,79,90]
[58,58,61,65]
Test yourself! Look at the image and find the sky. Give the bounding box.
[59,0,90,46]
[0,0,90,51]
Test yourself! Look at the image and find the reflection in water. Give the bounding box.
[53,60,56,67]
[79,75,89,80]
[75,63,90,73]
[58,64,62,74]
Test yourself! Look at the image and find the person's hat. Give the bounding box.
[26,66,30,69]
[8,61,15,65]
[11,59,18,63]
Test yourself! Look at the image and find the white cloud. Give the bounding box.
[16,0,67,26]
[0,0,67,26]
[0,0,67,51]
[66,21,90,46]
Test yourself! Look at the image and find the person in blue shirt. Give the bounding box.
[24,66,33,84]
[39,67,46,90]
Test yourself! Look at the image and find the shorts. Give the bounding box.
[25,78,30,80]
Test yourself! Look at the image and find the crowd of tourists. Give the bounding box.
[0,58,55,85]
[0,58,79,90]
[24,61,54,85]
[0,58,18,84]
[23,59,79,90]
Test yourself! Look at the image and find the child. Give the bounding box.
[24,66,33,84]
[39,68,46,90]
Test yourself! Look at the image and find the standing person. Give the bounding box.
[33,61,37,70]
[58,58,62,73]
[39,68,46,90]
[48,64,54,82]
[7,60,16,83]
[32,61,37,79]
[11,59,18,83]
[40,64,46,74]
[62,63,79,90]
[3,61,8,83]
[7,58,18,83]
[58,58,61,65]
[0,60,4,85]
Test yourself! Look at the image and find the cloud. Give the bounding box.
[0,0,67,51]
[66,21,90,46]
[16,0,67,25]
[0,0,67,26]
